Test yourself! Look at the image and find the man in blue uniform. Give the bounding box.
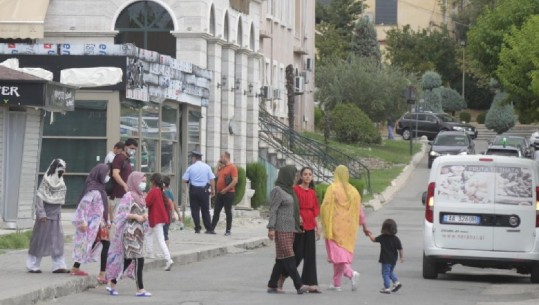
[182,151,216,234]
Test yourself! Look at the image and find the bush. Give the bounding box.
[459,112,471,123]
[331,103,382,144]
[476,112,487,124]
[246,162,267,209]
[485,92,516,134]
[232,167,246,205]
[518,111,536,124]
[314,107,324,131]
[349,178,365,195]
[315,183,329,205]
[421,71,442,90]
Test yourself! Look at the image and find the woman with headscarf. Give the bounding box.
[71,164,111,282]
[26,159,70,273]
[320,165,370,292]
[266,165,310,295]
[106,171,151,297]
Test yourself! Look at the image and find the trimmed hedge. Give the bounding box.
[246,162,268,209]
[476,112,486,124]
[459,112,471,123]
[232,167,246,205]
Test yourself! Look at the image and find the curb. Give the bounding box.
[364,140,428,211]
[3,237,269,305]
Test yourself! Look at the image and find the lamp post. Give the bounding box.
[461,40,466,98]
[405,85,417,155]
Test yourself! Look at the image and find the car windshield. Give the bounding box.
[434,135,468,146]
[492,137,524,147]
[486,149,519,157]
[435,114,457,123]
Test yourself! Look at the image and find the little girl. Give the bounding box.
[368,218,404,294]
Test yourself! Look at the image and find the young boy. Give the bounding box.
[162,176,182,238]
[368,218,404,294]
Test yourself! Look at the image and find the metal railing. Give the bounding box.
[258,107,371,193]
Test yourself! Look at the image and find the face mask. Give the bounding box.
[129,149,135,157]
[138,182,146,192]
[104,176,110,184]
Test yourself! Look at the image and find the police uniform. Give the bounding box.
[182,151,215,233]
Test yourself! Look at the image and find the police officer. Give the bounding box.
[182,151,216,234]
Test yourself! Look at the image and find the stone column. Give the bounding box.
[246,53,262,163]
[220,44,239,158]
[206,39,224,166]
[234,49,249,168]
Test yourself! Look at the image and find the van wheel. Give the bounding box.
[402,129,411,140]
[423,253,438,279]
[530,263,539,283]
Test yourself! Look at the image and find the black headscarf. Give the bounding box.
[78,164,110,222]
[275,165,301,232]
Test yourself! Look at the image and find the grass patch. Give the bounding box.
[0,230,32,250]
[303,132,421,164]
[363,166,405,202]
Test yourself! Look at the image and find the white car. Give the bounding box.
[422,155,539,282]
[530,130,539,149]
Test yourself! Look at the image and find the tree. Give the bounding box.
[485,91,515,134]
[315,23,350,64]
[422,71,443,113]
[467,0,539,79]
[497,15,539,120]
[285,64,295,130]
[422,71,443,90]
[448,0,498,42]
[331,103,381,144]
[440,87,466,114]
[316,0,365,41]
[350,17,381,62]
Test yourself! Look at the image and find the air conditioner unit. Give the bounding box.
[306,58,313,71]
[273,88,281,100]
[294,76,305,95]
[300,71,310,84]
[303,114,309,122]
[261,85,273,99]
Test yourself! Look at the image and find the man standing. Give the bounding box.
[104,141,125,164]
[387,115,395,140]
[110,138,138,215]
[182,151,216,234]
[211,151,238,236]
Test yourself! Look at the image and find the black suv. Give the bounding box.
[395,112,477,140]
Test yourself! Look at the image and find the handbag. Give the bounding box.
[97,221,109,241]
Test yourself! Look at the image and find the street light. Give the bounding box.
[461,40,466,99]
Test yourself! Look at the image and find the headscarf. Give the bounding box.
[37,159,67,205]
[320,165,361,252]
[127,171,145,206]
[78,164,110,221]
[275,165,301,232]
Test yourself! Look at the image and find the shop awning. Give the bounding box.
[0,0,50,39]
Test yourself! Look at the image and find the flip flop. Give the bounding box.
[28,270,42,274]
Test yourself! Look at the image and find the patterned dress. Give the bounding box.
[124,201,145,259]
[72,190,104,264]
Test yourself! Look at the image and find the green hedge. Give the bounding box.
[476,112,487,124]
[314,179,364,204]
[459,112,471,123]
[246,162,267,209]
[233,167,246,205]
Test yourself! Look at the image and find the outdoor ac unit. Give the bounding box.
[301,71,310,84]
[306,58,313,71]
[261,85,273,99]
[294,76,305,95]
[273,88,281,100]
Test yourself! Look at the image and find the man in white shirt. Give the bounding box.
[104,142,125,164]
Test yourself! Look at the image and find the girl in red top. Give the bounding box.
[145,173,174,271]
[280,167,321,293]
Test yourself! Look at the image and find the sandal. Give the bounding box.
[70,269,88,276]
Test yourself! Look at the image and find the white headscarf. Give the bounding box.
[37,159,67,205]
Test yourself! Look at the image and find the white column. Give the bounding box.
[206,40,224,166]
[234,50,249,168]
[220,44,238,156]
[246,53,262,163]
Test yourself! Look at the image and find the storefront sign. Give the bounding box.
[45,83,75,111]
[0,80,75,111]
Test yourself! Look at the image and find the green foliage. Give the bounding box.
[316,55,412,122]
[422,71,443,90]
[463,74,495,110]
[459,111,472,123]
[315,183,329,205]
[441,87,467,113]
[314,107,324,130]
[316,0,365,41]
[424,88,443,113]
[246,163,267,209]
[485,92,516,134]
[315,23,350,64]
[497,15,539,116]
[350,17,381,62]
[232,167,246,206]
[0,230,32,250]
[331,103,382,144]
[349,178,365,195]
[476,112,487,124]
[450,0,499,42]
[518,111,536,124]
[467,0,539,78]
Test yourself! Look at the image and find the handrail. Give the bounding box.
[258,107,371,193]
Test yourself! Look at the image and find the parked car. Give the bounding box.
[422,155,539,282]
[489,134,533,158]
[395,112,477,140]
[484,145,522,158]
[530,130,539,149]
[428,131,475,168]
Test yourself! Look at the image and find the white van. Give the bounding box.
[422,155,539,282]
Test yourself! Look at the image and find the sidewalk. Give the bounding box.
[0,209,268,305]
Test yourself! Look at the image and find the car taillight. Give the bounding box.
[536,187,539,227]
[426,182,435,223]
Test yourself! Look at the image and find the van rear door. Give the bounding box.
[433,163,495,251]
[492,162,537,252]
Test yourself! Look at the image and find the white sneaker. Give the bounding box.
[351,271,360,291]
[328,285,342,292]
[380,288,391,294]
[164,259,174,271]
[391,282,402,292]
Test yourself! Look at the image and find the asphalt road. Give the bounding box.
[39,140,539,305]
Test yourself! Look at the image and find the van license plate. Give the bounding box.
[442,214,480,225]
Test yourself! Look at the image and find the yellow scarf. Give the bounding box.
[320,165,361,253]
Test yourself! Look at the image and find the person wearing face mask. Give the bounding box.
[106,171,151,296]
[71,164,112,284]
[111,138,138,215]
[27,159,70,274]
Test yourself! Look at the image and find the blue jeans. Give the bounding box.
[381,263,398,289]
[387,126,395,140]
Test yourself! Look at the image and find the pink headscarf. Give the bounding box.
[127,171,145,206]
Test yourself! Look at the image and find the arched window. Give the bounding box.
[209,5,216,35]
[237,17,243,46]
[115,1,176,57]
[223,12,230,41]
[249,23,255,50]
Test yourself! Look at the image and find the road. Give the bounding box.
[40,140,539,305]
